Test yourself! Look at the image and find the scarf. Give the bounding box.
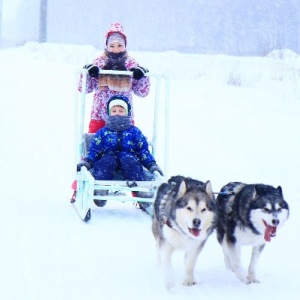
[103,50,128,70]
[99,50,131,92]
[106,116,132,131]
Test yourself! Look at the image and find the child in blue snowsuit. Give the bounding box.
[77,95,163,208]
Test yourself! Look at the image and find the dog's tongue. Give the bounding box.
[264,224,277,242]
[190,228,201,237]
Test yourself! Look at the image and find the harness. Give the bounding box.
[213,191,234,195]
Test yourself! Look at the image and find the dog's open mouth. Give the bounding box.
[263,220,277,242]
[189,228,201,237]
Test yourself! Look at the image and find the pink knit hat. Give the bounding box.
[106,33,126,48]
[105,22,127,47]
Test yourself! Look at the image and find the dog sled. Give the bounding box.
[72,69,170,221]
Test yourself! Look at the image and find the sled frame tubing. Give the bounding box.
[74,167,163,221]
[73,70,169,221]
[77,167,162,204]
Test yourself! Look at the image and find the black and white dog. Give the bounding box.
[152,176,217,289]
[216,182,289,284]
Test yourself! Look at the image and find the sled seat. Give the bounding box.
[82,133,154,181]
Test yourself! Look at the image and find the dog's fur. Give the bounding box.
[152,175,217,289]
[216,182,289,284]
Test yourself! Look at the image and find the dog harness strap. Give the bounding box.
[213,191,234,195]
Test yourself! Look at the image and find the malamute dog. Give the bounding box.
[216,182,289,284]
[152,176,217,289]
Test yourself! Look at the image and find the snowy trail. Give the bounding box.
[1,44,300,300]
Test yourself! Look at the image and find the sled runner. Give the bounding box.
[72,69,170,221]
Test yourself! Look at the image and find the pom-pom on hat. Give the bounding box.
[105,22,127,47]
[107,95,131,116]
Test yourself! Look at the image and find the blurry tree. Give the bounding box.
[0,0,2,46]
[39,0,48,42]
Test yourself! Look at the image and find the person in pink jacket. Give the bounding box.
[78,22,150,133]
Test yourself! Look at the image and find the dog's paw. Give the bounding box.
[182,275,196,286]
[247,275,260,284]
[182,279,196,286]
[163,273,175,290]
[164,279,175,290]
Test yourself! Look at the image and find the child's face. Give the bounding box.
[108,42,125,53]
[110,105,127,116]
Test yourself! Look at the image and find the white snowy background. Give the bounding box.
[0,42,299,300]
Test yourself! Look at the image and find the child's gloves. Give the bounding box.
[148,164,164,176]
[84,64,100,78]
[130,66,149,80]
[77,159,92,172]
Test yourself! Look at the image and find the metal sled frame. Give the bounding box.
[73,69,170,221]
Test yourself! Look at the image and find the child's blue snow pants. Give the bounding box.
[92,153,146,181]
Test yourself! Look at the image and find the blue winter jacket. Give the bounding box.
[85,126,156,169]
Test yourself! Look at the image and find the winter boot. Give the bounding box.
[70,191,76,203]
[94,190,108,207]
[136,191,153,210]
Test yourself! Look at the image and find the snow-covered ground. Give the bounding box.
[0,42,299,300]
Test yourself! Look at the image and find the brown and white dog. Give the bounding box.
[152,176,217,289]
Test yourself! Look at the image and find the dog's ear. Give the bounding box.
[276,186,283,195]
[252,185,258,200]
[204,180,215,201]
[177,180,187,199]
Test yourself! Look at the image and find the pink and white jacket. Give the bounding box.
[78,55,150,123]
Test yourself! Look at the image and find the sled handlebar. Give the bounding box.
[99,70,133,76]
[82,69,153,77]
